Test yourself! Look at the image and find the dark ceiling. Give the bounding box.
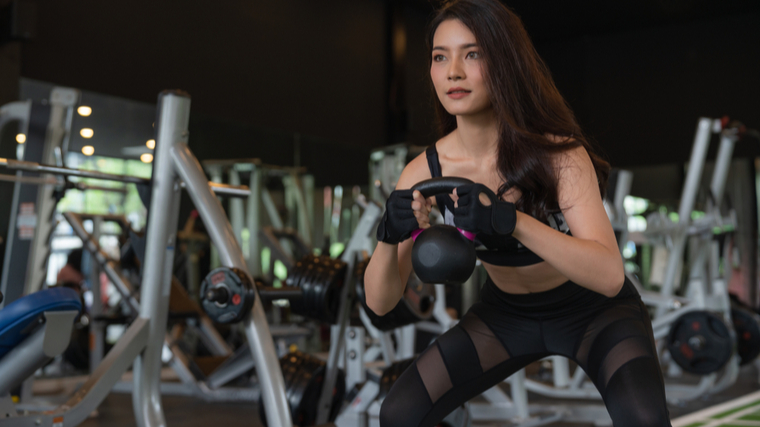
[402,0,760,43]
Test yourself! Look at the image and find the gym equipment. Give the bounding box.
[284,255,347,325]
[259,351,346,427]
[202,158,315,276]
[0,287,81,411]
[0,87,79,306]
[730,306,760,365]
[0,91,323,427]
[200,267,256,324]
[667,310,735,374]
[355,258,435,332]
[409,177,477,286]
[367,143,425,205]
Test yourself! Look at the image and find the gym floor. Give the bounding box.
[56,363,758,427]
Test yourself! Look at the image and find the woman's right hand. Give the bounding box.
[376,189,421,244]
[411,190,432,230]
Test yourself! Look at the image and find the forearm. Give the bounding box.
[363,242,410,315]
[511,212,625,297]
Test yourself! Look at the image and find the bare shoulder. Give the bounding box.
[554,144,599,207]
[396,145,433,190]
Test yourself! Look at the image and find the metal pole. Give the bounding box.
[247,167,262,276]
[171,142,293,427]
[89,216,104,371]
[132,91,189,427]
[657,118,715,311]
[710,132,738,207]
[229,168,245,247]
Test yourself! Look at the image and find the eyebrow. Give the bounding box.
[432,43,478,51]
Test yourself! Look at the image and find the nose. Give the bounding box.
[447,57,464,81]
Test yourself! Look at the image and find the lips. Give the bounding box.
[446,87,470,94]
[446,87,471,99]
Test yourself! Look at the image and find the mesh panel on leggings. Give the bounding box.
[597,336,651,389]
[416,345,453,404]
[574,303,660,397]
[574,304,641,367]
[458,312,511,372]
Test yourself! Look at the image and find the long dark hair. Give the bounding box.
[428,0,609,221]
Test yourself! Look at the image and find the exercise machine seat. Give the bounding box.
[0,287,82,360]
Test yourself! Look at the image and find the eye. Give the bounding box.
[466,51,480,59]
[433,54,446,62]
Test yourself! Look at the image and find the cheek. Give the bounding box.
[430,67,445,91]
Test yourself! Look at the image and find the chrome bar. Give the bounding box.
[0,157,150,184]
[133,91,188,427]
[0,158,250,197]
[171,142,293,427]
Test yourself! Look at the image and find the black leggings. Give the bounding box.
[379,276,671,427]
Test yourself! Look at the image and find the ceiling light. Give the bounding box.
[82,146,95,156]
[80,128,94,138]
[77,106,92,117]
[146,139,155,149]
[16,134,26,144]
[140,153,153,163]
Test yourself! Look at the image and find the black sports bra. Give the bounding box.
[425,145,571,267]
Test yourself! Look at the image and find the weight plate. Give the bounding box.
[259,351,346,427]
[731,307,760,365]
[200,267,256,324]
[667,310,735,375]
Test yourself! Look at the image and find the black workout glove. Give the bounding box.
[376,189,419,244]
[453,184,516,236]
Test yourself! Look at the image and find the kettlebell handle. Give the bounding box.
[410,177,477,242]
[411,177,473,199]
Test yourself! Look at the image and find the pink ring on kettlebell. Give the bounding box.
[459,229,476,241]
[411,228,424,241]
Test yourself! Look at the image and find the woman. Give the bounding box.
[363,1,671,426]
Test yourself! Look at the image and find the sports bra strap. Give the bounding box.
[425,145,454,215]
[426,145,442,178]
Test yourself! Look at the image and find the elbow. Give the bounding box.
[365,292,392,317]
[363,272,392,317]
[602,270,626,298]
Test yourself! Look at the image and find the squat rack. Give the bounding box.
[0,91,299,427]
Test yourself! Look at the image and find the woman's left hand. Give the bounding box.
[453,183,516,236]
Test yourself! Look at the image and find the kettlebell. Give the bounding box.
[410,177,477,286]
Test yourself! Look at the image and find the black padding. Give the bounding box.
[136,181,152,212]
[435,326,482,385]
[130,229,147,271]
[411,177,473,199]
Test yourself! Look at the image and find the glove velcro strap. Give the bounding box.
[491,202,516,235]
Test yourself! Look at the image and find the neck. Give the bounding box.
[453,108,499,159]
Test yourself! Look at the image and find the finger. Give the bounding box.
[413,214,430,228]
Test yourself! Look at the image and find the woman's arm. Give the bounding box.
[364,153,432,315]
[511,146,624,297]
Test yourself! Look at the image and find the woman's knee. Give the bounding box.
[378,364,432,427]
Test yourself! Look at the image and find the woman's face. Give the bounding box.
[430,19,491,117]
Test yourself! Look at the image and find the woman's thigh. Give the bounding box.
[561,298,671,426]
[379,303,549,427]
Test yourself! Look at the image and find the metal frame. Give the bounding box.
[0,91,294,426]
